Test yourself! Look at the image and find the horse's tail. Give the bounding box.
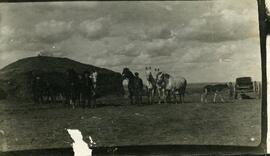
[176,78,187,95]
[183,79,187,95]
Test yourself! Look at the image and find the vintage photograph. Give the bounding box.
[0,0,264,154]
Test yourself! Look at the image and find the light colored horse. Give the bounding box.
[89,70,98,107]
[122,79,129,98]
[145,67,156,104]
[90,71,98,89]
[155,69,187,104]
[200,83,231,103]
[154,69,166,104]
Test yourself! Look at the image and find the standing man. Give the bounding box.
[83,71,93,108]
[228,82,234,101]
[77,74,84,107]
[134,72,144,105]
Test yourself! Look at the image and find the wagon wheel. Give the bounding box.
[235,92,242,100]
[255,90,259,99]
[234,92,238,100]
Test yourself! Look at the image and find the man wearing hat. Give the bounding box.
[134,72,144,105]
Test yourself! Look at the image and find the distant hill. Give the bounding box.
[0,56,124,99]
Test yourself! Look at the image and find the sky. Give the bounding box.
[0,0,262,83]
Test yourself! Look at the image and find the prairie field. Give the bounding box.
[0,83,261,152]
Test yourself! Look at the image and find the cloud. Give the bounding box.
[115,43,141,57]
[145,37,178,57]
[145,26,174,40]
[131,53,151,65]
[0,26,15,51]
[79,17,111,40]
[0,1,261,83]
[35,20,73,43]
[175,0,259,43]
[94,55,132,67]
[0,26,14,37]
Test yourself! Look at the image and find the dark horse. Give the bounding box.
[66,69,79,108]
[201,83,231,103]
[145,67,156,104]
[31,74,45,104]
[122,68,142,105]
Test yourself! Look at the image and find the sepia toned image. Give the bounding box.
[0,0,265,154]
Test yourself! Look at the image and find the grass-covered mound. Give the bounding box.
[0,56,124,99]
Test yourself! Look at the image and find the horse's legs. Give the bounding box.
[178,91,183,104]
[220,94,225,103]
[201,93,207,103]
[181,94,184,104]
[148,90,151,105]
[159,89,164,104]
[93,97,97,108]
[173,92,177,104]
[140,91,143,105]
[163,89,167,104]
[135,93,139,105]
[149,94,151,105]
[149,89,154,105]
[158,89,161,104]
[39,94,44,104]
[201,89,208,103]
[129,93,133,105]
[151,90,155,104]
[71,93,76,109]
[70,98,74,109]
[167,90,171,103]
[163,89,166,104]
[213,92,217,103]
[82,94,86,108]
[77,93,81,107]
[180,89,185,104]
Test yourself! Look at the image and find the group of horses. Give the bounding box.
[29,67,236,108]
[122,67,238,105]
[122,67,187,105]
[30,69,98,108]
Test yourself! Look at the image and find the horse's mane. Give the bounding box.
[163,73,170,79]
[156,72,163,78]
[147,72,155,82]
[124,68,135,79]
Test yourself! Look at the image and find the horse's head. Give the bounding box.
[226,82,233,89]
[156,72,164,85]
[153,68,160,78]
[145,66,153,81]
[66,68,75,76]
[84,71,90,78]
[90,71,98,84]
[122,67,131,80]
[78,74,83,80]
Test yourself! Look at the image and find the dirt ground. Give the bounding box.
[0,87,261,152]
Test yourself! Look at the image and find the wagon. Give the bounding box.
[234,77,260,99]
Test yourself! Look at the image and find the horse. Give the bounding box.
[31,75,45,104]
[201,83,232,103]
[43,80,56,104]
[66,69,79,108]
[155,70,187,104]
[122,79,129,98]
[145,67,156,104]
[89,70,98,108]
[77,74,84,106]
[122,68,143,105]
[42,72,66,104]
[81,71,94,108]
